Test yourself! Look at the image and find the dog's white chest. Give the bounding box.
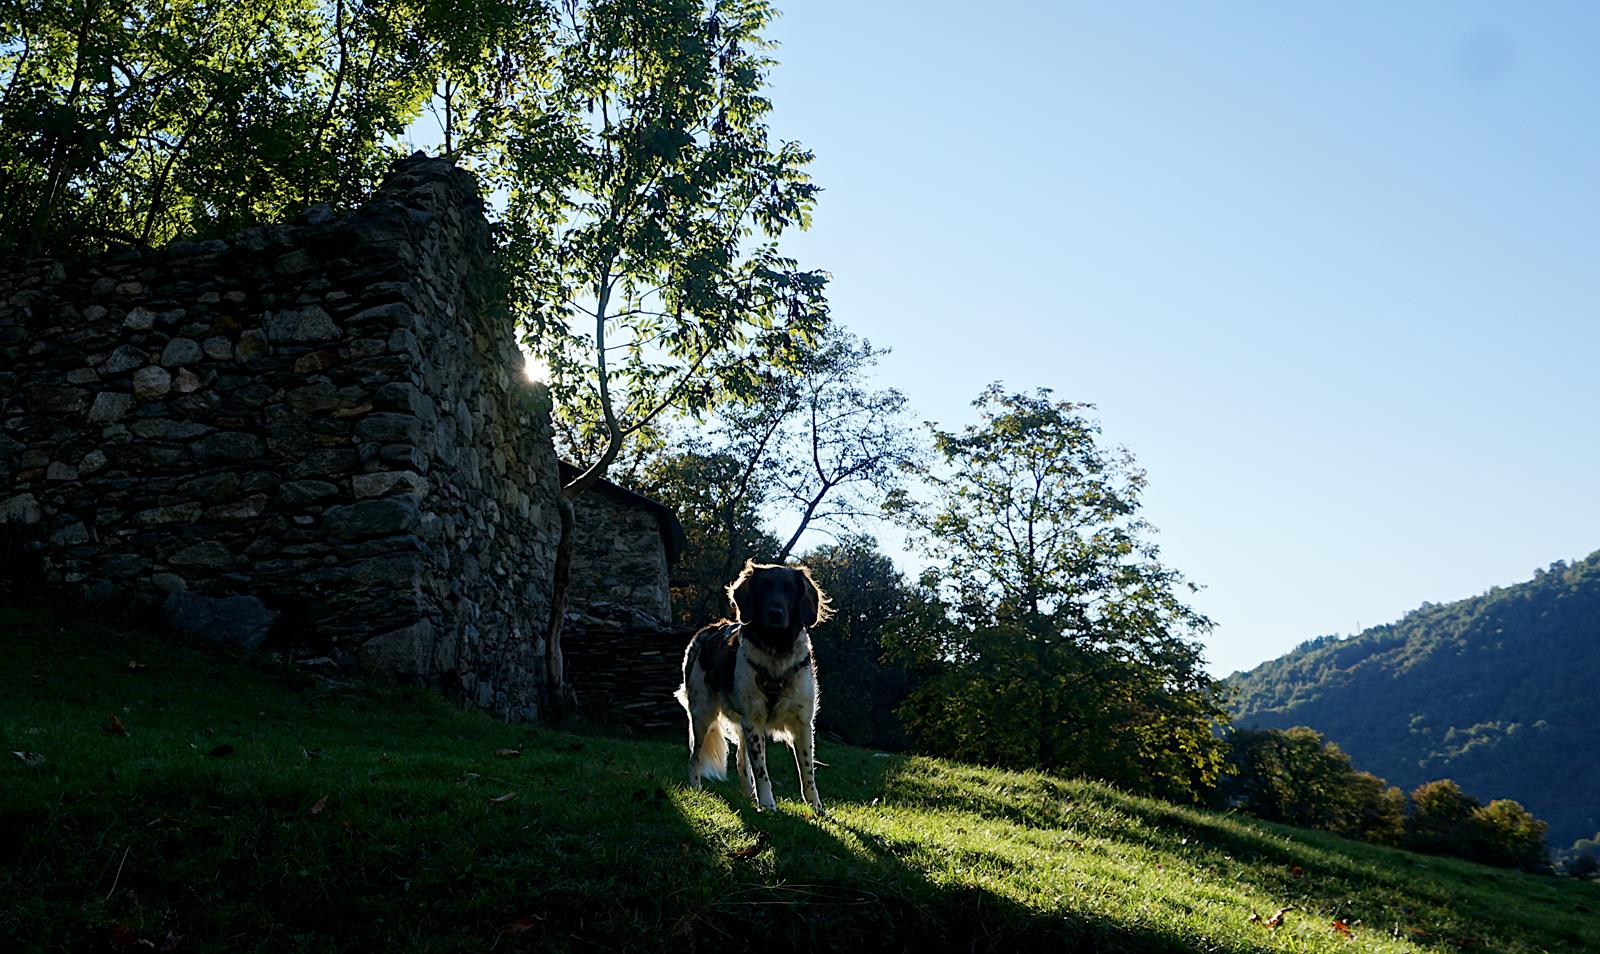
[734,645,814,731]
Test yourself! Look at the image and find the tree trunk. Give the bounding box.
[544,493,577,720]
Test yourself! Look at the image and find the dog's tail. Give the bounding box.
[675,682,732,781]
[694,718,731,781]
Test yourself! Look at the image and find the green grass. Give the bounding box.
[2,604,1595,952]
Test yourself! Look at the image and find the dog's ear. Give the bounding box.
[793,565,833,628]
[727,559,758,623]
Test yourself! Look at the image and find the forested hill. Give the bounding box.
[1229,551,1600,849]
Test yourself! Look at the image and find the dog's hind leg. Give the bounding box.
[791,721,824,815]
[683,694,700,788]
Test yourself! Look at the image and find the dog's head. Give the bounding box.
[727,560,833,653]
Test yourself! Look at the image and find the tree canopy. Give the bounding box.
[888,385,1228,799]
[1,0,523,255]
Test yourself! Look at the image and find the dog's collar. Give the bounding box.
[750,651,811,708]
[730,622,811,707]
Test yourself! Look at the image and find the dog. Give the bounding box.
[674,560,832,813]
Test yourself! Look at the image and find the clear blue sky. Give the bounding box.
[757,2,1600,675]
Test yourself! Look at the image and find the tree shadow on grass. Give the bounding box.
[787,752,1595,954]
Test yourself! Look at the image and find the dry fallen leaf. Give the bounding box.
[104,714,129,736]
[310,795,329,816]
[1331,919,1354,937]
[501,916,540,936]
[495,748,521,758]
[489,792,518,803]
[1264,907,1292,930]
[105,924,141,951]
[727,832,770,860]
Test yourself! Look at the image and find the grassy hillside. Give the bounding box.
[1229,552,1600,848]
[2,605,1596,953]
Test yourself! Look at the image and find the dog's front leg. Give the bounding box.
[735,726,759,803]
[792,721,825,815]
[741,722,777,810]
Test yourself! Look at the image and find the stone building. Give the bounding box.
[562,461,688,624]
[560,463,696,731]
[0,155,562,720]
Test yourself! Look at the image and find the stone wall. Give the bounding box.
[568,480,677,622]
[0,154,561,721]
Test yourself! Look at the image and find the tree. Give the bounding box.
[799,535,930,749]
[0,1,525,255]
[619,327,917,623]
[478,1,828,711]
[766,333,919,559]
[888,385,1228,799]
[1215,726,1404,844]
[1404,778,1481,858]
[1565,835,1600,878]
[1402,779,1551,869]
[639,444,781,624]
[1472,798,1549,870]
[1219,727,1353,828]
[1341,770,1407,846]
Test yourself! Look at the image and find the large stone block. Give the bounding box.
[131,366,171,400]
[88,391,134,422]
[264,305,340,343]
[160,337,203,366]
[167,541,234,568]
[25,385,90,414]
[162,590,279,651]
[324,498,418,538]
[358,620,435,676]
[277,479,339,507]
[352,470,429,500]
[99,345,148,374]
[197,431,266,462]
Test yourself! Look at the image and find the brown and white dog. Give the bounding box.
[674,561,832,813]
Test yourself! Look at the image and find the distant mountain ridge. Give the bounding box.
[1228,551,1600,849]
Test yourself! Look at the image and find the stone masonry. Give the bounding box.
[0,154,562,721]
[564,465,686,624]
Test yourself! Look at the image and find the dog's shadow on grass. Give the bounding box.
[664,752,1224,954]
